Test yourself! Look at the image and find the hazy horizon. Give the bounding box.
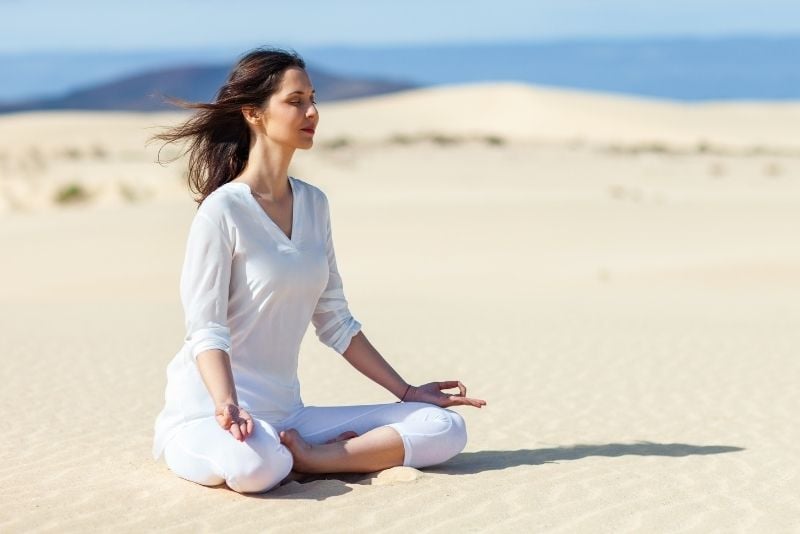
[2,35,800,104]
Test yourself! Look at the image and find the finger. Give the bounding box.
[230,422,243,441]
[437,381,461,391]
[443,396,483,408]
[218,413,233,430]
[221,406,235,426]
[438,380,467,397]
[236,408,252,435]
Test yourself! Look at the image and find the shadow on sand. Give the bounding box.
[234,441,744,500]
[427,441,745,475]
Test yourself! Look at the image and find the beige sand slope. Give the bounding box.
[1,84,799,532]
[1,82,799,215]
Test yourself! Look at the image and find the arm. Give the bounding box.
[310,195,363,353]
[341,331,486,408]
[181,213,253,440]
[196,349,238,406]
[341,331,408,399]
[195,349,254,441]
[310,195,485,408]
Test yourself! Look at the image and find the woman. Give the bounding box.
[150,47,486,494]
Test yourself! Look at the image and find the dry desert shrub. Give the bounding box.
[54,182,90,204]
[321,137,351,150]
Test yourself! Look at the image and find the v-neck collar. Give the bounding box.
[230,177,300,247]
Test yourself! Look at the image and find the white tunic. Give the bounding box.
[152,177,362,460]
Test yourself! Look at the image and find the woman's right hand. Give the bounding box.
[215,402,254,442]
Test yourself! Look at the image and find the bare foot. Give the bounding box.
[279,429,315,473]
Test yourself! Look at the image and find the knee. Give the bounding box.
[446,409,468,456]
[403,406,468,468]
[225,447,293,494]
[424,405,468,453]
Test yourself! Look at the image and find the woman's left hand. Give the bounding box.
[404,381,486,408]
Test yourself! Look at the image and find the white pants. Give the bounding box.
[163,401,468,494]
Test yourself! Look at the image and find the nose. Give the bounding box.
[306,102,318,119]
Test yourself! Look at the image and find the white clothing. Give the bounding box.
[164,402,467,493]
[152,177,362,461]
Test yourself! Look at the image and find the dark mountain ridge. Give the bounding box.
[0,63,418,113]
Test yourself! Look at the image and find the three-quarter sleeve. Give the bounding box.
[180,212,233,362]
[311,197,362,354]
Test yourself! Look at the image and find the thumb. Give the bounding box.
[217,405,234,425]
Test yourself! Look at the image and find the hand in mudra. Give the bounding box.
[405,381,486,408]
[216,403,254,442]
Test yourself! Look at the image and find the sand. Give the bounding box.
[1,84,799,532]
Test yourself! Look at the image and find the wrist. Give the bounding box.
[399,384,413,401]
[215,397,238,408]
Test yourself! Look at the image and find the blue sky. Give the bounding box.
[2,0,800,53]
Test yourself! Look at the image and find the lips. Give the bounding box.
[301,127,315,134]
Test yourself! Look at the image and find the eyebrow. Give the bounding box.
[287,89,315,96]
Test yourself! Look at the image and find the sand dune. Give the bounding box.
[2,82,799,215]
[1,82,799,214]
[1,83,799,532]
[317,82,800,149]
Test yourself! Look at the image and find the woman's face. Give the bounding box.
[260,67,318,149]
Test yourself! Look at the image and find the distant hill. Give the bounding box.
[0,63,418,113]
[3,37,798,108]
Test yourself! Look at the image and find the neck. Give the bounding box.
[238,136,295,200]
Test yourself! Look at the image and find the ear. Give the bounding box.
[241,104,263,126]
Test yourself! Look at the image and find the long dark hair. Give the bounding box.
[149,47,306,205]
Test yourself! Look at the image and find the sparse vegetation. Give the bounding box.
[119,183,143,202]
[386,132,506,147]
[389,133,414,145]
[696,140,711,153]
[746,146,768,156]
[62,147,83,160]
[321,137,351,150]
[610,142,672,155]
[54,183,90,204]
[91,144,109,159]
[603,141,800,158]
[429,134,459,146]
[483,135,505,146]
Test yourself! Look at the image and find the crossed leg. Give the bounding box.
[163,417,293,494]
[274,401,468,474]
[163,402,467,493]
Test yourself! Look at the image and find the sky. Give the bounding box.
[2,0,800,53]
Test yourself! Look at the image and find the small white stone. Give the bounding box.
[371,466,424,485]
